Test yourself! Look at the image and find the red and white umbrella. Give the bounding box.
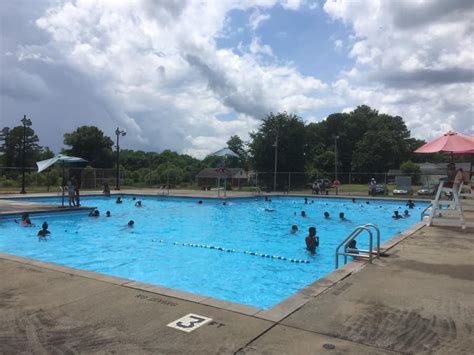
[414,131,474,154]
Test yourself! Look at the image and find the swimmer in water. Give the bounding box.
[89,209,100,217]
[406,199,415,209]
[135,200,142,207]
[290,225,298,234]
[392,211,402,219]
[324,211,330,219]
[198,200,203,204]
[37,221,51,239]
[305,227,319,254]
[339,212,347,221]
[403,210,410,217]
[127,220,134,228]
[106,211,111,217]
[116,197,123,204]
[304,197,308,204]
[352,198,356,203]
[301,211,307,217]
[19,212,33,226]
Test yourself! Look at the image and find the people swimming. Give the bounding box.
[392,210,402,219]
[406,199,415,209]
[304,197,308,204]
[351,198,356,203]
[106,211,111,217]
[19,212,33,226]
[37,221,51,238]
[324,211,330,219]
[116,196,123,204]
[339,212,347,221]
[403,209,410,217]
[305,227,319,254]
[89,209,100,217]
[347,239,359,254]
[301,211,307,217]
[127,220,134,228]
[135,200,142,207]
[198,200,203,204]
[290,225,298,234]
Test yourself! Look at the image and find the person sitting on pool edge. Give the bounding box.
[305,227,319,254]
[37,221,51,238]
[324,211,330,219]
[406,199,415,209]
[290,225,298,234]
[392,210,402,219]
[135,200,142,207]
[116,196,123,204]
[339,212,347,221]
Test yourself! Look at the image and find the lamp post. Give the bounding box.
[115,127,126,190]
[20,115,32,194]
[273,134,278,192]
[334,135,339,195]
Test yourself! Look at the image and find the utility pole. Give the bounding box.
[273,134,278,192]
[115,127,126,190]
[20,115,32,194]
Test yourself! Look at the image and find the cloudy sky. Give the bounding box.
[1,0,473,157]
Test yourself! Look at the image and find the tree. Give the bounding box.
[0,125,45,167]
[249,112,306,173]
[62,126,114,168]
[400,160,421,183]
[226,135,249,169]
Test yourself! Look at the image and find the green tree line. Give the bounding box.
[2,105,460,189]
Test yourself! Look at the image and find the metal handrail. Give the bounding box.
[420,203,432,221]
[363,223,380,259]
[335,223,381,269]
[335,226,373,269]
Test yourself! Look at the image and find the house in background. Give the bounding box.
[196,168,248,188]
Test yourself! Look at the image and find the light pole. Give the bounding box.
[115,127,126,190]
[273,134,278,192]
[334,135,339,195]
[20,115,32,194]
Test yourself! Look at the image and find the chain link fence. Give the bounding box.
[2,165,465,197]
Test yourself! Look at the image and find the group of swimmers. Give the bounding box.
[16,213,51,239]
[292,197,417,255]
[89,209,134,227]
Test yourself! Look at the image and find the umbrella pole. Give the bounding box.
[62,162,65,207]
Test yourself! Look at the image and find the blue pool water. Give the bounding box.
[0,195,426,309]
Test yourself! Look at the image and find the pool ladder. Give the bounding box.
[420,203,432,221]
[335,224,380,269]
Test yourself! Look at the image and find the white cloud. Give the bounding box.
[4,0,328,157]
[324,0,474,139]
[249,8,271,30]
[333,39,343,52]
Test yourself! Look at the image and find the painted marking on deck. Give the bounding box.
[167,313,213,333]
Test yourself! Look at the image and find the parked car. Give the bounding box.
[368,184,386,195]
[417,185,436,195]
[393,188,413,195]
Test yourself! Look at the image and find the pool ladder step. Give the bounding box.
[335,224,381,269]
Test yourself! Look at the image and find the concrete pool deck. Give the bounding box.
[1,192,473,354]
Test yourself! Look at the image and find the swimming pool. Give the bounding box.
[0,195,426,309]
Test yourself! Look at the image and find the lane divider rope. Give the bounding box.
[151,239,311,264]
